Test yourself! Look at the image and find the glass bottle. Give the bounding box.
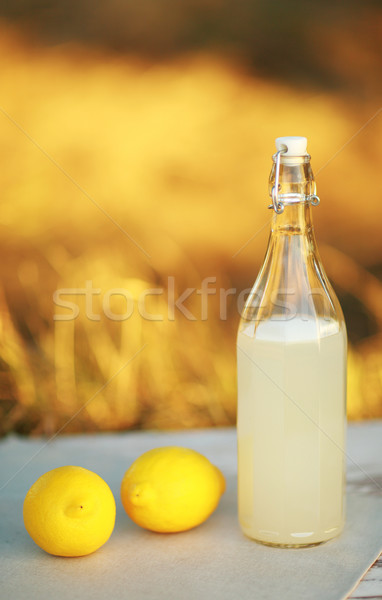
[237,136,347,547]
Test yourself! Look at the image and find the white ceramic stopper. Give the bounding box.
[275,136,308,156]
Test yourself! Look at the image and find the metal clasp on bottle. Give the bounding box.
[269,149,320,214]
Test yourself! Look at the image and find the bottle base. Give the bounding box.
[239,523,344,548]
[249,538,329,549]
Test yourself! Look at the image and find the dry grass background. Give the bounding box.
[0,22,382,435]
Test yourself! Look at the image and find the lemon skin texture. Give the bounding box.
[23,466,116,557]
[121,446,226,533]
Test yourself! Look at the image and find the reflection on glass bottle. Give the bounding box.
[237,137,347,547]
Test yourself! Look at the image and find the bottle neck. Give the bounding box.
[271,201,313,236]
[268,155,317,235]
[269,155,316,197]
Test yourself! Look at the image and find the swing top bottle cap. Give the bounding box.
[275,136,308,156]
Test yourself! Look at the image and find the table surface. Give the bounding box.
[1,423,382,600]
[349,554,382,599]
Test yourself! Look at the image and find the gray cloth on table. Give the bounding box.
[0,424,381,600]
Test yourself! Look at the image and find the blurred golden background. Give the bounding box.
[0,1,381,435]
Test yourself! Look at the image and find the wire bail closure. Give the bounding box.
[269,148,320,213]
[271,148,286,214]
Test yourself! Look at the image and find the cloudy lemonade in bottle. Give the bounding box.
[237,137,347,547]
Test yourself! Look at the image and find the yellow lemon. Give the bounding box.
[23,466,116,557]
[120,446,225,533]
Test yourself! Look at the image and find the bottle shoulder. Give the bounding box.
[238,316,347,343]
[240,231,346,333]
